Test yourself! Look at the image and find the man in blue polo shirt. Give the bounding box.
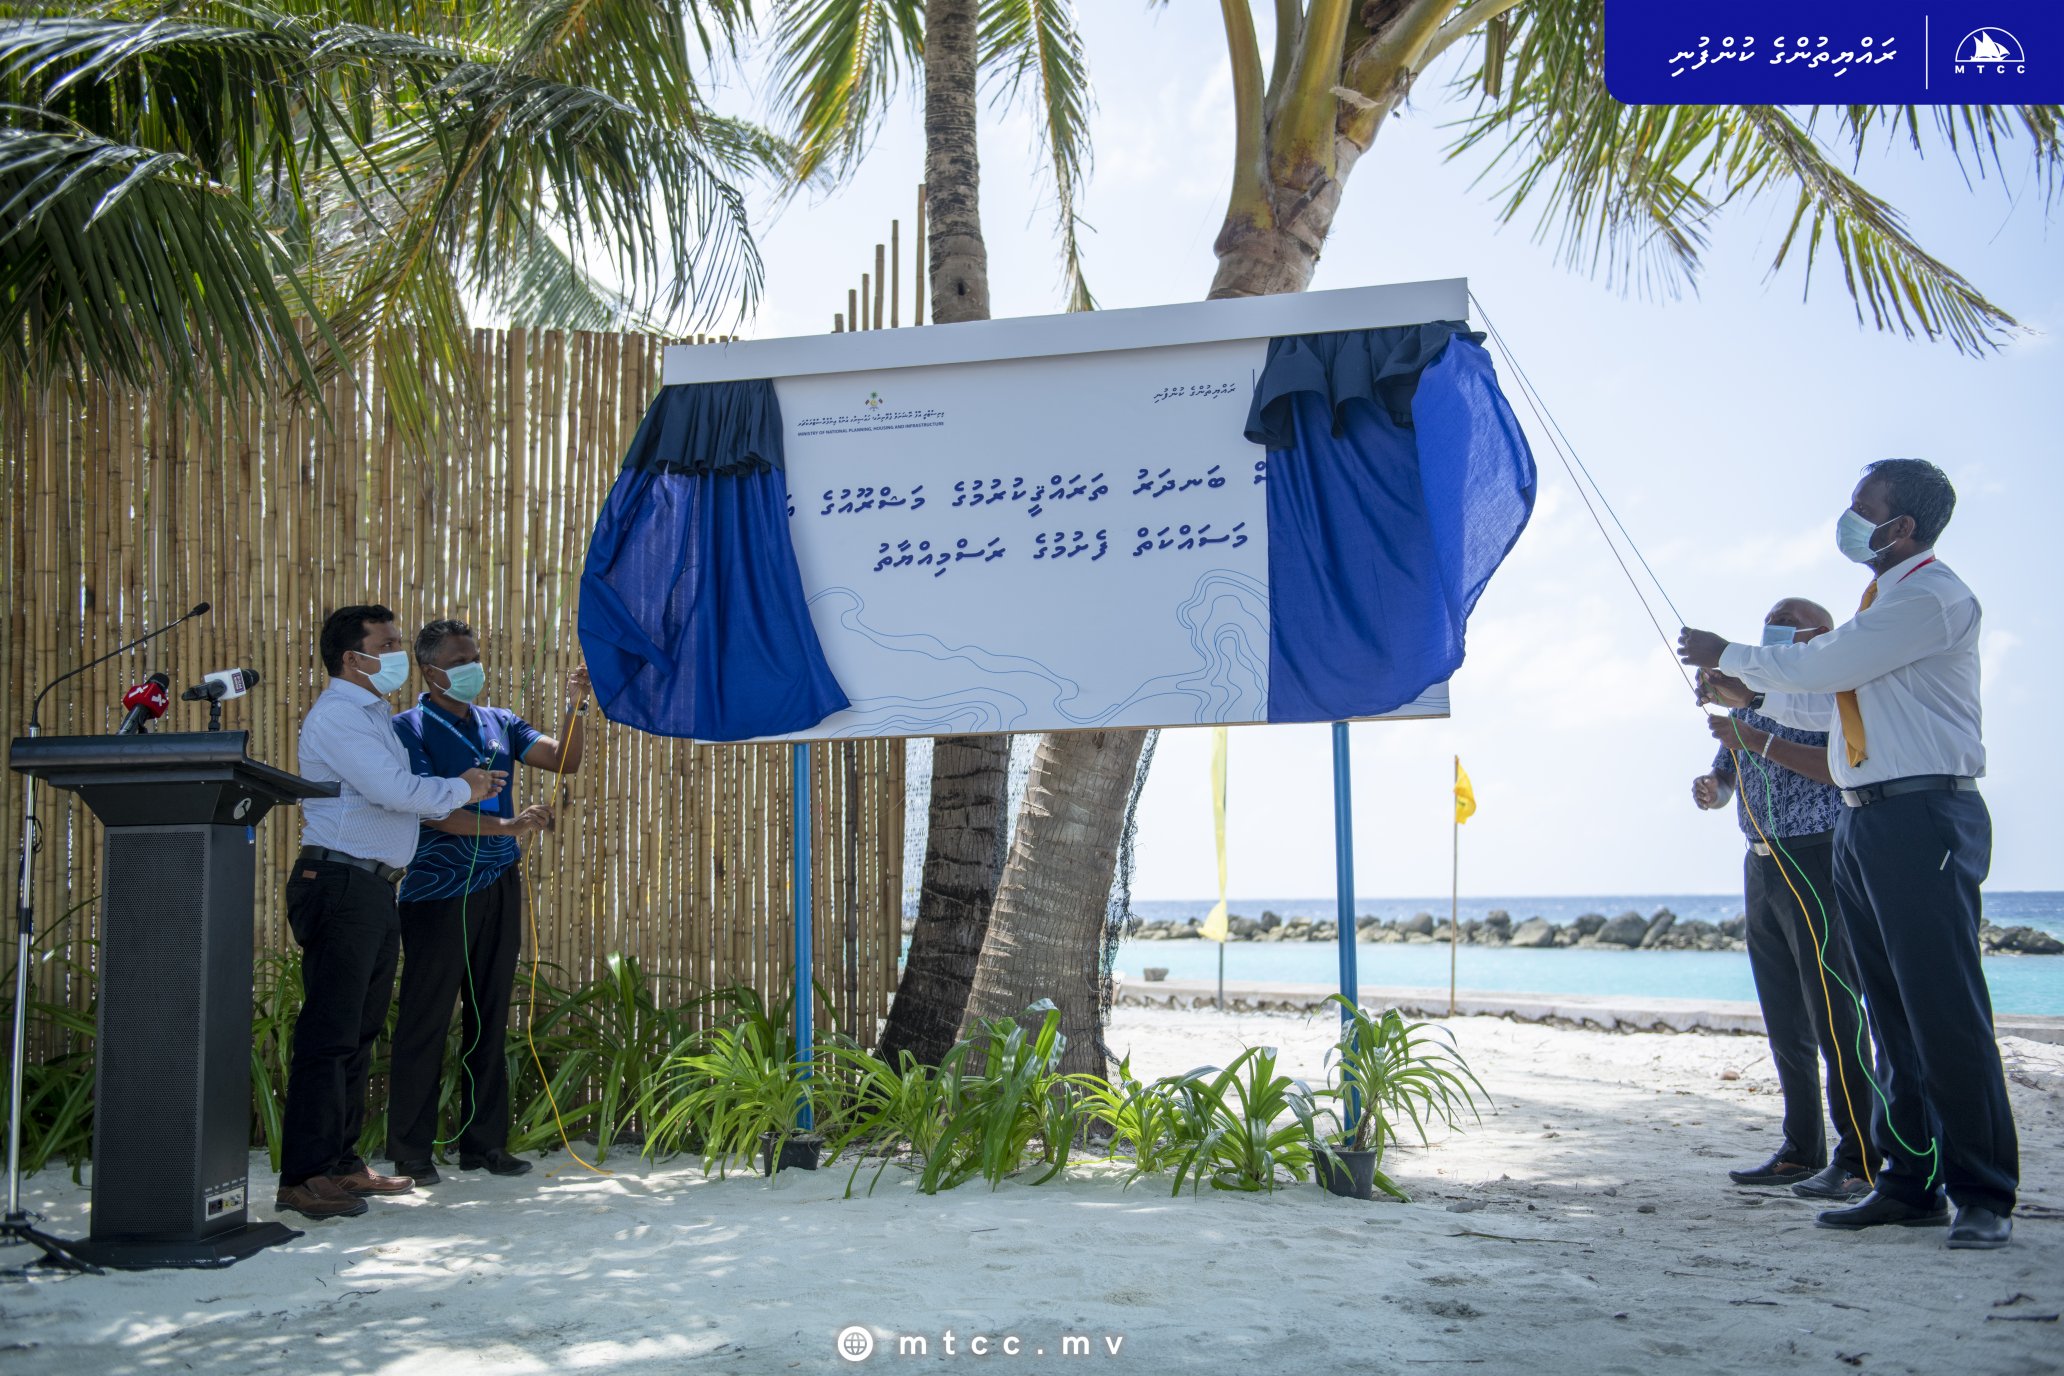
[384,618,587,1182]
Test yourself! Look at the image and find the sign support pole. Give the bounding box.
[1332,722,1360,1127]
[793,742,814,1134]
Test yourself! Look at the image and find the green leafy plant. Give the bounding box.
[819,1002,1080,1196]
[937,1001,1078,1190]
[1070,1054,1198,1186]
[1310,996,1490,1202]
[1170,1045,1317,1195]
[641,987,812,1177]
[819,1040,954,1197]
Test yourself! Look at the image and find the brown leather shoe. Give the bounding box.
[331,1164,416,1197]
[276,1175,370,1219]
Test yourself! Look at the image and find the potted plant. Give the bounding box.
[1310,995,1488,1201]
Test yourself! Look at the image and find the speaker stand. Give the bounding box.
[66,1220,302,1271]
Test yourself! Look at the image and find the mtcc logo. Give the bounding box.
[1953,28,2026,74]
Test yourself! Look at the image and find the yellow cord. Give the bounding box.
[1725,739,1874,1188]
[523,684,612,1178]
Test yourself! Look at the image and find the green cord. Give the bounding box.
[1728,715,1941,1189]
[433,803,488,1151]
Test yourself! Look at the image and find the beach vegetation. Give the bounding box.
[1309,995,1489,1201]
[640,985,814,1176]
[1,0,776,446]
[1169,1044,1319,1194]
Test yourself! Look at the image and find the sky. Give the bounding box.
[695,5,2063,900]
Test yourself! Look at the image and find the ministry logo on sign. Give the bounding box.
[1954,28,2026,74]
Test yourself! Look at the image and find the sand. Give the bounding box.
[2,1008,2060,1374]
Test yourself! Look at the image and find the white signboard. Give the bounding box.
[663,281,1466,740]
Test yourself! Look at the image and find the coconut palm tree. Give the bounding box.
[0,0,778,437]
[956,3,2060,1067]
[765,0,1094,1065]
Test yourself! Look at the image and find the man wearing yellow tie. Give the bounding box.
[1678,459,2015,1251]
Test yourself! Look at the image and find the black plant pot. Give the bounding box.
[1316,1148,1378,1201]
[760,1131,823,1176]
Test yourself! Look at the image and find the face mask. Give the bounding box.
[355,649,411,695]
[1836,508,1901,564]
[439,661,487,703]
[1760,624,1800,647]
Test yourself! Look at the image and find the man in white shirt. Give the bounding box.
[1678,459,2016,1251]
[276,605,503,1221]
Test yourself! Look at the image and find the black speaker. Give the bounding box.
[10,732,336,1268]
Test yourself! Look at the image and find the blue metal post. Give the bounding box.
[793,741,814,1133]
[1332,721,1360,1129]
[1331,722,1358,1015]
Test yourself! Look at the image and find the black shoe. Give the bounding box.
[459,1148,533,1177]
[392,1159,441,1186]
[1791,1162,1872,1201]
[1729,1153,1817,1187]
[1946,1205,2012,1250]
[1815,1189,1949,1230]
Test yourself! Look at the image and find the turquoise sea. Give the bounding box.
[1115,893,2064,1016]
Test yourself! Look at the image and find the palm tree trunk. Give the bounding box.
[959,729,1145,1075]
[957,42,1412,1069]
[878,734,1009,1064]
[921,0,990,325]
[876,0,1009,1065]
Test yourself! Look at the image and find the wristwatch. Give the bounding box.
[1748,693,1766,712]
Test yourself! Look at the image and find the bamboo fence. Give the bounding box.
[1,324,907,1054]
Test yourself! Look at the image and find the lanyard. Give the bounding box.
[425,705,500,769]
[1896,555,1937,584]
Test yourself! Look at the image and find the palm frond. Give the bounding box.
[1446,0,2029,352]
[767,0,924,185]
[496,231,658,331]
[1732,106,2014,355]
[0,123,322,403]
[980,0,1095,310]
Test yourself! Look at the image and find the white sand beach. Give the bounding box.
[3,1008,2060,1374]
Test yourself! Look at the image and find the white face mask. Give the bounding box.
[1760,624,1801,647]
[1836,508,1901,564]
[354,649,412,695]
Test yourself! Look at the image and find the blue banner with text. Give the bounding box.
[1604,1,2058,104]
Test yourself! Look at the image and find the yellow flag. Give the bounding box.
[1199,727,1231,942]
[1454,756,1477,825]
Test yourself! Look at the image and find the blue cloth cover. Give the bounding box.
[1246,324,1536,723]
[578,380,849,741]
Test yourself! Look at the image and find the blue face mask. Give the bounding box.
[439,661,487,703]
[356,650,411,695]
[1760,624,1800,647]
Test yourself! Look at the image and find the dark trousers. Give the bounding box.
[1742,837,1872,1174]
[1833,789,2018,1214]
[385,868,525,1162]
[279,861,401,1187]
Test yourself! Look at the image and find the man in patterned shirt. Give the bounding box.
[1692,597,1874,1202]
[383,619,587,1183]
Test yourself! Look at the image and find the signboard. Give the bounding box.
[1604,0,2061,104]
[660,280,1468,740]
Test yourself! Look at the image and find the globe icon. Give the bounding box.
[836,1325,874,1362]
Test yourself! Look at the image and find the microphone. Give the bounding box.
[116,673,172,735]
[26,601,212,733]
[181,667,261,703]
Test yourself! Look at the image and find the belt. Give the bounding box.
[299,846,407,884]
[1838,775,1980,809]
[1749,827,1833,857]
